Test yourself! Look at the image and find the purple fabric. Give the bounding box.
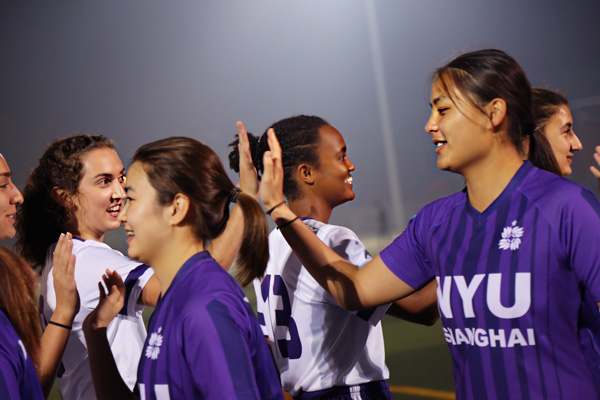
[135,251,283,400]
[0,310,44,399]
[380,162,600,399]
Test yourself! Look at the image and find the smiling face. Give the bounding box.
[310,125,356,209]
[71,148,126,241]
[425,78,495,174]
[0,154,24,240]
[119,162,172,265]
[541,105,582,177]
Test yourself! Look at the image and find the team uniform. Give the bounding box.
[0,309,44,399]
[255,218,392,399]
[136,251,283,400]
[380,161,600,399]
[40,238,154,400]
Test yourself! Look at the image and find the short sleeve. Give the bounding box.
[561,187,600,301]
[379,211,435,290]
[318,224,390,325]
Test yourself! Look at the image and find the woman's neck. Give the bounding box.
[150,232,205,294]
[463,147,524,213]
[289,195,333,224]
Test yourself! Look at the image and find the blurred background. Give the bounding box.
[2,1,599,399]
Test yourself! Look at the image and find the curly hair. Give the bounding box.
[133,137,269,287]
[228,115,328,201]
[0,246,40,369]
[16,134,115,268]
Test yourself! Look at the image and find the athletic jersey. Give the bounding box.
[380,161,600,400]
[0,309,44,400]
[254,218,390,397]
[40,238,154,400]
[136,251,283,400]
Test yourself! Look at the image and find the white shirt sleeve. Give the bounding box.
[311,221,391,326]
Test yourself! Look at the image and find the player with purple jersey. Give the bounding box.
[532,87,600,392]
[0,308,43,399]
[380,161,600,398]
[83,136,283,400]
[138,251,282,399]
[1,152,80,398]
[257,49,600,399]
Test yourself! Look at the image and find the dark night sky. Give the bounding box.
[1,1,599,251]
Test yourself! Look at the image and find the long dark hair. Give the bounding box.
[0,246,40,369]
[228,115,329,201]
[133,137,268,286]
[434,49,561,175]
[16,134,116,268]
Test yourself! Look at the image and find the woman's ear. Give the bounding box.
[487,98,507,129]
[297,164,315,185]
[169,193,191,226]
[51,187,72,208]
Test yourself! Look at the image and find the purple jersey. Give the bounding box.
[380,161,600,399]
[135,251,283,400]
[0,310,44,399]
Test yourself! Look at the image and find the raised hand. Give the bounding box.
[259,128,286,212]
[83,270,125,331]
[590,145,600,192]
[52,232,79,321]
[237,121,259,199]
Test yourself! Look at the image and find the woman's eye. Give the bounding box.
[438,108,449,115]
[119,175,126,183]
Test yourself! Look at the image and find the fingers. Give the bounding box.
[237,120,259,197]
[267,128,282,160]
[259,128,286,210]
[591,165,600,179]
[237,121,251,162]
[53,232,76,285]
[98,282,106,301]
[593,145,600,168]
[103,269,126,296]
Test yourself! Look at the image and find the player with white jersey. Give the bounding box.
[16,134,161,399]
[40,238,153,397]
[82,136,282,400]
[230,116,437,399]
[257,50,600,399]
[17,134,250,399]
[259,219,389,398]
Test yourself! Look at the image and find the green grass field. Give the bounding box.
[49,284,456,400]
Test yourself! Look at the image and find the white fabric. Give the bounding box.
[40,239,154,400]
[254,219,389,396]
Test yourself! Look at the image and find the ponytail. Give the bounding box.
[229,192,269,286]
[134,137,269,286]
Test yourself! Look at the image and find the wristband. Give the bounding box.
[48,320,72,330]
[276,216,300,230]
[265,200,286,215]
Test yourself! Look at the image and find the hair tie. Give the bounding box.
[227,187,242,205]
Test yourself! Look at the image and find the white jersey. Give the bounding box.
[254,218,390,396]
[40,238,154,400]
